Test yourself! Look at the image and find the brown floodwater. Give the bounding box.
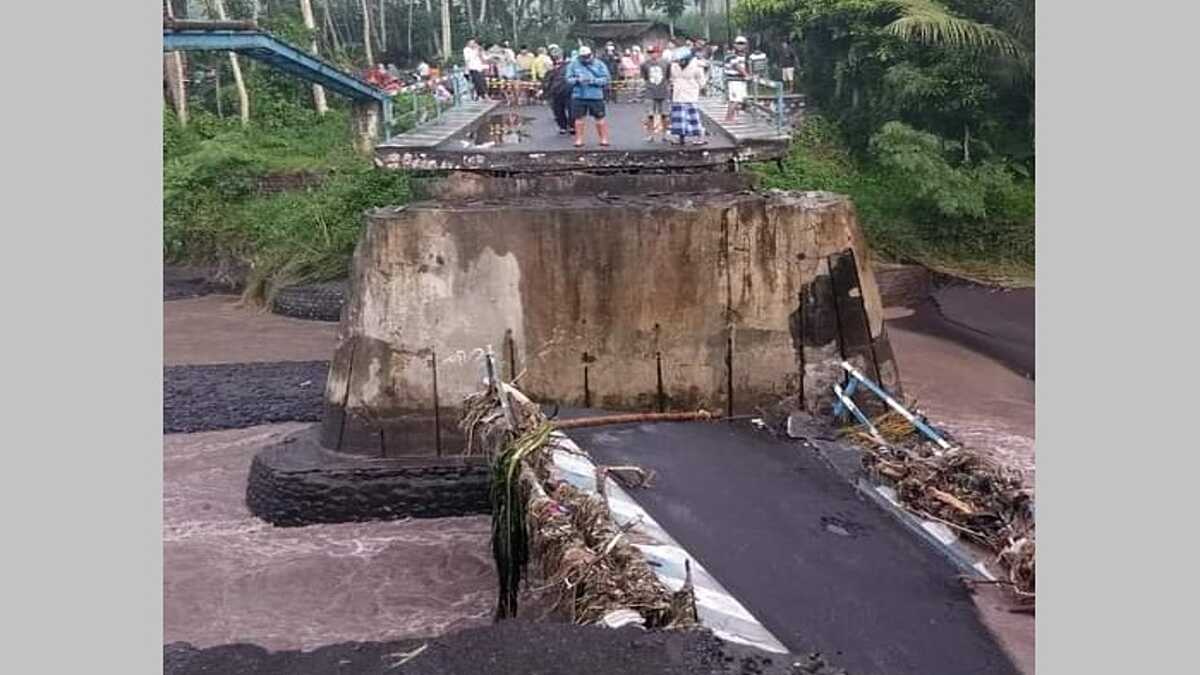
[164,422,496,650]
[467,113,535,147]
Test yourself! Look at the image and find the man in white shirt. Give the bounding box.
[463,38,487,100]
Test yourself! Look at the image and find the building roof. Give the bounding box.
[571,20,687,42]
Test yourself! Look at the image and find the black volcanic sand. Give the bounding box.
[165,621,847,675]
[164,361,327,433]
[164,267,238,301]
[891,282,1034,379]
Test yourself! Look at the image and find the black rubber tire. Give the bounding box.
[269,281,347,322]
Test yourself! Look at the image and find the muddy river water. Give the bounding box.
[164,422,496,650]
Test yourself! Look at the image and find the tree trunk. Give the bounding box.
[479,0,487,25]
[466,0,476,34]
[210,0,250,125]
[701,0,711,41]
[322,0,342,55]
[441,0,452,62]
[361,0,375,66]
[215,64,223,118]
[963,122,971,164]
[299,0,328,115]
[407,0,414,55]
[163,1,188,126]
[725,0,732,44]
[379,0,388,56]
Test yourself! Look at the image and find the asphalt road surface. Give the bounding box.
[568,417,1020,675]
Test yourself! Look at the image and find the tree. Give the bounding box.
[299,0,329,114]
[361,0,375,65]
[646,0,686,36]
[441,0,452,61]
[321,0,343,55]
[379,0,388,55]
[208,0,250,126]
[163,0,188,126]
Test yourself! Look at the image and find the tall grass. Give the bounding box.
[163,106,412,300]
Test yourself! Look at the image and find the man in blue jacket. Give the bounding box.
[565,46,611,147]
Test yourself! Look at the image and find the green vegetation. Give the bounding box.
[740,0,1034,283]
[162,50,415,301]
[755,115,1033,283]
[164,104,411,300]
[163,1,1034,292]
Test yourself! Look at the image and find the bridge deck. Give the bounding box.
[376,98,790,173]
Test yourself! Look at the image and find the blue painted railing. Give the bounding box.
[163,27,472,140]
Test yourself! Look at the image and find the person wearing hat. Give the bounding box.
[640,44,671,143]
[724,36,751,123]
[565,45,612,147]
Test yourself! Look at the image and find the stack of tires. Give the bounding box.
[269,280,347,322]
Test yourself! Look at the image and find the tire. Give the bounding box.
[270,281,347,322]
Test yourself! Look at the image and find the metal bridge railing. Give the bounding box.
[706,69,788,136]
[383,67,476,138]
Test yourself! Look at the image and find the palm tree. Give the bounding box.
[880,0,1026,61]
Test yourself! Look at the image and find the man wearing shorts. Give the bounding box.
[724,36,750,123]
[565,46,611,147]
[640,45,671,142]
[781,37,798,93]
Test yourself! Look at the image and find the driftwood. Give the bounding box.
[857,411,1036,599]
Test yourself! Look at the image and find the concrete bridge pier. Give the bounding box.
[247,104,902,526]
[350,101,383,156]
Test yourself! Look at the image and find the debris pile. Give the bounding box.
[859,421,1036,599]
[459,378,697,628]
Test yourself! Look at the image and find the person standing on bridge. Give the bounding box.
[464,39,487,101]
[724,36,751,123]
[531,47,552,83]
[641,45,671,143]
[545,46,574,135]
[566,46,611,148]
[780,37,798,94]
[669,50,707,146]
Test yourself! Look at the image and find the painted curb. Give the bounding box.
[547,430,789,655]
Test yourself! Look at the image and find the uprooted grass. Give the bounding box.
[460,382,697,627]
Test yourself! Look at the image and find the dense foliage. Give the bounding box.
[163,0,1034,290]
[163,92,411,299]
[738,0,1034,280]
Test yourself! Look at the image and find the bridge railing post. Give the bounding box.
[775,84,784,135]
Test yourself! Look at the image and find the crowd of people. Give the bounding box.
[460,35,762,148]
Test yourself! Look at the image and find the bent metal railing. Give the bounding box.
[162,20,470,139]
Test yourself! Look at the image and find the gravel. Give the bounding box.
[164,361,328,433]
